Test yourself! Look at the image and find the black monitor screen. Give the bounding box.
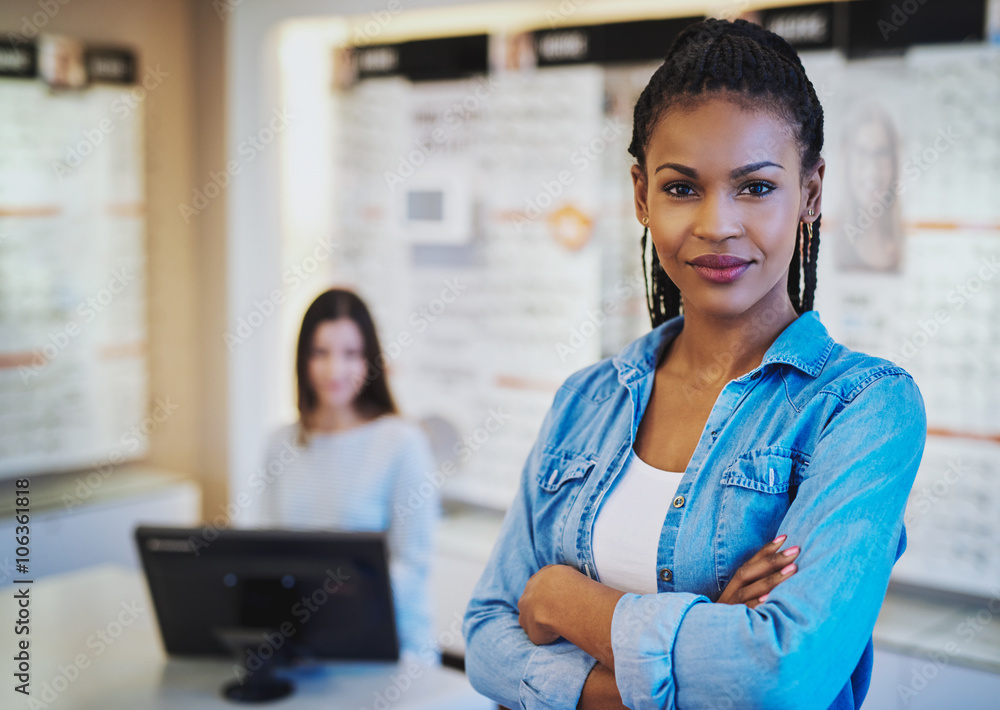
[135,526,399,661]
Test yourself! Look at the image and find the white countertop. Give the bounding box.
[0,564,495,710]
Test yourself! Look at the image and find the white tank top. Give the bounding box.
[591,447,685,594]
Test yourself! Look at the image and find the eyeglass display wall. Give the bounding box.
[329,63,610,508]
[0,41,148,480]
[807,44,1000,598]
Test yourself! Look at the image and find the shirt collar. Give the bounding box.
[612,309,835,385]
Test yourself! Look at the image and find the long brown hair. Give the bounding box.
[294,288,399,445]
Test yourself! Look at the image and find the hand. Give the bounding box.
[518,564,584,645]
[717,535,800,609]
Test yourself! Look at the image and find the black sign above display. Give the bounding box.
[355,44,400,77]
[0,39,138,83]
[0,40,37,78]
[845,0,986,56]
[86,48,137,84]
[346,3,989,84]
[355,34,488,82]
[534,17,702,66]
[759,3,839,50]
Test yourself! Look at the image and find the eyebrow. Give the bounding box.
[654,160,785,179]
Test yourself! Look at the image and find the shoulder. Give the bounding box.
[370,413,423,439]
[553,321,666,406]
[813,341,922,406]
[373,416,437,488]
[370,414,434,454]
[559,355,622,404]
[266,422,299,449]
[769,310,923,411]
[528,327,665,439]
[789,336,927,447]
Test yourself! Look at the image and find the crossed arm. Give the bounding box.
[517,537,801,708]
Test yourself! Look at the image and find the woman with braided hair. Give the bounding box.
[464,17,926,710]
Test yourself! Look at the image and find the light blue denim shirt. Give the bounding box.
[464,310,927,710]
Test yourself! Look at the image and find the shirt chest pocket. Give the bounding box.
[715,448,804,588]
[535,448,598,563]
[720,450,794,495]
[538,449,596,492]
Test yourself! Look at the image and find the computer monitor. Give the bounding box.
[135,526,399,701]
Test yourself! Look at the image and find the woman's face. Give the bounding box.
[307,318,369,410]
[632,95,823,321]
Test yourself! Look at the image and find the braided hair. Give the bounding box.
[629,18,824,328]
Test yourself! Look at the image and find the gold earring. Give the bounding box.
[642,216,649,225]
[808,208,814,216]
[800,220,814,265]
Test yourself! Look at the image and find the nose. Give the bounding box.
[691,190,742,241]
[327,354,350,379]
[328,354,365,385]
[314,352,342,379]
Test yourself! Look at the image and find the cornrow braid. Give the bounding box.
[630,17,825,328]
[785,215,822,313]
[786,220,802,311]
[641,225,681,322]
[802,215,820,312]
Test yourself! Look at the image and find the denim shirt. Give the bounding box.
[463,310,927,710]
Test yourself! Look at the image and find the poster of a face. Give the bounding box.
[488,31,537,74]
[332,46,358,90]
[834,104,905,273]
[39,34,87,89]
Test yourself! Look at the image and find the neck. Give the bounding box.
[306,403,370,433]
[663,288,799,390]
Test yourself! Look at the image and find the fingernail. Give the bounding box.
[780,563,796,575]
[758,594,769,603]
[782,546,799,557]
[772,534,786,544]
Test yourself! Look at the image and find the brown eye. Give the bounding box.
[664,183,696,197]
[744,181,776,198]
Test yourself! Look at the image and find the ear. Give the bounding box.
[801,157,825,221]
[631,164,651,226]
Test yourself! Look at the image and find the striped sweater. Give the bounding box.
[259,414,439,659]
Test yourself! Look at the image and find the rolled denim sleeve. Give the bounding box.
[464,389,600,709]
[611,591,711,708]
[611,370,927,710]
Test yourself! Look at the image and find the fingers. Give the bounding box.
[743,535,789,573]
[733,537,800,589]
[717,536,803,607]
[740,558,798,607]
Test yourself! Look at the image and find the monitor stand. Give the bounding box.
[214,627,295,702]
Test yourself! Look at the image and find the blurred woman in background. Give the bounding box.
[259,288,439,660]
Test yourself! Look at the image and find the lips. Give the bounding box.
[688,254,752,284]
[688,254,751,268]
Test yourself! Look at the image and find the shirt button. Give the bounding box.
[659,568,672,582]
[750,371,761,380]
[672,495,685,508]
